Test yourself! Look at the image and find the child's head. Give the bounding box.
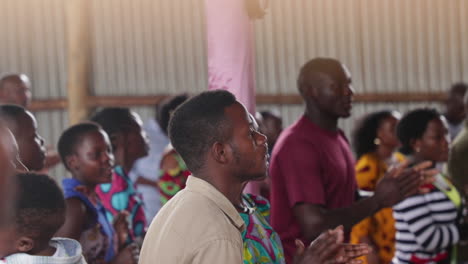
[0,105,46,171]
[58,122,114,186]
[90,108,149,172]
[0,173,65,257]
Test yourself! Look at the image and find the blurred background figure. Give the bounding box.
[0,73,32,108]
[394,108,457,264]
[444,82,468,140]
[449,87,468,196]
[130,94,189,223]
[259,110,283,154]
[350,110,402,264]
[0,73,61,174]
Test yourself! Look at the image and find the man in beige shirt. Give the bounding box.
[140,91,267,264]
[139,90,371,264]
[140,90,257,264]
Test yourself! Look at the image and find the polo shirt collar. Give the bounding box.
[185,176,245,231]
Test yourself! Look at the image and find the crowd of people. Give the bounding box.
[0,58,467,264]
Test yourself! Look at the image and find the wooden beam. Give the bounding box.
[354,92,447,102]
[29,99,68,111]
[65,0,92,124]
[28,92,448,112]
[88,95,172,107]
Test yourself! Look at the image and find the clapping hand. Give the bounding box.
[293,226,371,264]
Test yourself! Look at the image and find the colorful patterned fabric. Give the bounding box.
[96,166,146,241]
[157,150,191,205]
[241,194,285,264]
[62,178,116,263]
[350,153,403,264]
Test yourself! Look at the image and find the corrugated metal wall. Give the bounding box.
[255,0,468,95]
[90,0,207,96]
[1,0,468,179]
[0,0,68,179]
[253,0,468,147]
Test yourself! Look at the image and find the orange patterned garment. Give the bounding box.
[350,153,404,264]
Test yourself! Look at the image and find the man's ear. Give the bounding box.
[211,142,230,165]
[16,236,34,253]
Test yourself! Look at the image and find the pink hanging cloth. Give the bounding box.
[205,0,258,114]
[205,0,268,195]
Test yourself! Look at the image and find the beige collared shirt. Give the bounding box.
[139,176,245,264]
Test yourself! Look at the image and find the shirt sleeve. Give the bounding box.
[276,140,325,207]
[393,193,459,251]
[192,239,243,264]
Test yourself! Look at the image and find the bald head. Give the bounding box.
[297,58,354,121]
[445,82,468,124]
[297,58,347,97]
[0,73,32,108]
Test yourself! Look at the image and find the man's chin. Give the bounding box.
[250,171,267,181]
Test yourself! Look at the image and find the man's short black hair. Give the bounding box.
[90,107,136,137]
[352,110,394,158]
[397,108,440,155]
[157,94,189,135]
[260,110,280,121]
[15,173,65,245]
[58,122,102,170]
[168,90,237,173]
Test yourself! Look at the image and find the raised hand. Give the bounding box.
[374,161,436,208]
[113,211,130,248]
[110,243,139,264]
[293,226,371,264]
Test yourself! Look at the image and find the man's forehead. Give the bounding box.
[225,102,250,123]
[325,63,350,83]
[341,64,351,79]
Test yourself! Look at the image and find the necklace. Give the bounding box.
[235,202,256,215]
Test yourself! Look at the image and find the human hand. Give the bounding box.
[113,211,130,248]
[293,226,371,264]
[375,161,435,208]
[111,243,139,264]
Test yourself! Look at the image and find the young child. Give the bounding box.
[0,172,86,264]
[0,104,46,171]
[90,108,148,242]
[55,122,138,264]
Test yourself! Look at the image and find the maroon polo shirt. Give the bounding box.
[270,115,357,263]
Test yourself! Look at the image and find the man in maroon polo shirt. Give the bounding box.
[269,58,426,263]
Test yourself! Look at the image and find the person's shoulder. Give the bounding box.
[152,189,241,239]
[273,122,314,154]
[143,189,242,262]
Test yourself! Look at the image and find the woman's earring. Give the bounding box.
[374,138,381,145]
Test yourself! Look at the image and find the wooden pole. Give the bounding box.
[65,0,91,124]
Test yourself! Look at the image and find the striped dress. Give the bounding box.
[392,186,459,263]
